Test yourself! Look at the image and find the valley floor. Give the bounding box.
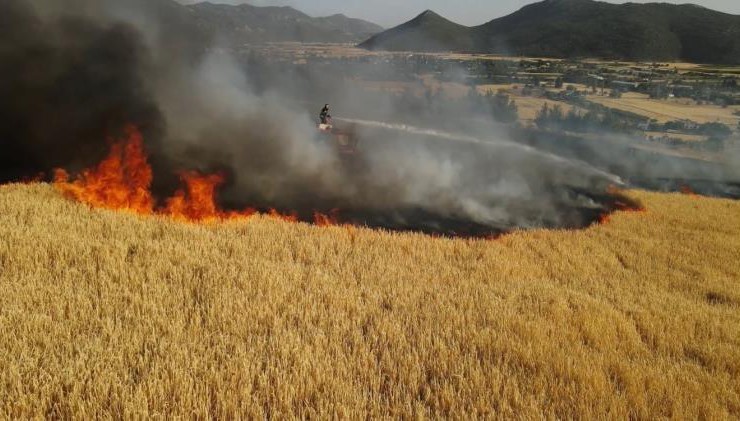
[0,184,738,418]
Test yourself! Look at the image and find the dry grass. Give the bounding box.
[589,93,740,125]
[475,84,576,124]
[1,184,739,418]
[512,97,575,124]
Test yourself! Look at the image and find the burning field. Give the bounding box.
[47,123,641,238]
[1,0,740,418]
[0,0,650,239]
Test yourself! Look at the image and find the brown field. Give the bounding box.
[350,79,573,125]
[588,92,740,126]
[580,60,708,73]
[259,44,566,63]
[1,184,739,418]
[476,84,577,124]
[511,97,575,124]
[255,43,375,59]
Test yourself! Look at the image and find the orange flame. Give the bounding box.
[599,213,612,224]
[53,126,260,222]
[53,126,321,224]
[598,186,646,225]
[598,202,647,225]
[54,126,154,215]
[268,208,299,223]
[313,209,341,227]
[164,172,256,221]
[680,185,697,196]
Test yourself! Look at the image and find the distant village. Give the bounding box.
[240,44,740,150]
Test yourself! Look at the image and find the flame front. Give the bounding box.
[164,172,257,221]
[51,125,632,234]
[54,126,154,215]
[680,185,697,196]
[313,209,340,227]
[54,126,260,222]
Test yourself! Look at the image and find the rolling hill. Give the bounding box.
[187,2,383,44]
[27,0,382,47]
[359,0,740,63]
[356,10,476,52]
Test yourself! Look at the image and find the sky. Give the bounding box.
[178,0,740,27]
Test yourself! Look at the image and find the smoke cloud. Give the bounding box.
[0,0,163,181]
[1,0,657,235]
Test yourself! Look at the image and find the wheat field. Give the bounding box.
[588,93,740,126]
[0,183,738,418]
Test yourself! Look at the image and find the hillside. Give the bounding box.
[187,2,383,44]
[360,0,740,63]
[59,0,383,45]
[1,183,739,417]
[315,13,385,39]
[356,10,475,52]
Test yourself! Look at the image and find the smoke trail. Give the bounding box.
[337,117,626,185]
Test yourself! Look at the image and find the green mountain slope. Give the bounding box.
[359,0,740,64]
[358,10,475,52]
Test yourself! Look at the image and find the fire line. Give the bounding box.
[53,125,325,224]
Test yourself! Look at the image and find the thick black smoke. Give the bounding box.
[0,0,164,182]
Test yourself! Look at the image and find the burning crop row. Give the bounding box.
[53,126,314,224]
[49,126,643,237]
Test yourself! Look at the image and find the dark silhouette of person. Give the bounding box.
[319,104,330,124]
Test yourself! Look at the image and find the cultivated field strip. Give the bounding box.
[0,184,738,418]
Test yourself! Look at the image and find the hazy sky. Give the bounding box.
[178,0,740,27]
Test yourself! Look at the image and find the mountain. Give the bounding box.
[359,0,740,64]
[357,10,475,52]
[316,13,385,38]
[186,2,383,44]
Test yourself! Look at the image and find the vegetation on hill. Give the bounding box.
[188,2,383,44]
[1,183,738,418]
[58,0,384,45]
[357,10,476,52]
[360,0,740,64]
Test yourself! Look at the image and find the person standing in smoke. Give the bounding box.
[319,104,331,125]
